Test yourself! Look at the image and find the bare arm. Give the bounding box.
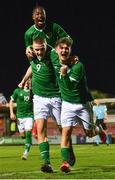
[9,99,16,120]
[18,66,32,88]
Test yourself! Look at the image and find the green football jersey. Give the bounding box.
[30,50,60,97]
[51,50,93,104]
[24,21,72,48]
[11,88,33,118]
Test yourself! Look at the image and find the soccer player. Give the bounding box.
[24,5,72,60]
[50,37,101,173]
[19,38,61,173]
[9,79,33,160]
[93,99,110,145]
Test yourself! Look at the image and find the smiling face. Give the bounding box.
[55,37,73,64]
[55,43,71,64]
[32,6,46,29]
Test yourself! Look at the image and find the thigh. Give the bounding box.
[17,118,25,133]
[50,97,61,125]
[61,101,78,127]
[61,101,90,129]
[33,95,50,120]
[77,105,90,130]
[24,117,33,131]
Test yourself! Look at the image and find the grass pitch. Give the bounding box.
[0,144,115,179]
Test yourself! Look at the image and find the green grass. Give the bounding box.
[0,144,115,179]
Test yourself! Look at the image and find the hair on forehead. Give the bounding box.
[33,37,47,45]
[33,5,45,14]
[55,37,73,47]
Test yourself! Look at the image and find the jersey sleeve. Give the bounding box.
[69,63,84,83]
[60,63,84,90]
[50,49,59,65]
[11,88,19,102]
[24,28,33,48]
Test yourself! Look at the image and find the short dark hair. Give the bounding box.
[33,37,47,45]
[55,37,73,47]
[32,5,45,15]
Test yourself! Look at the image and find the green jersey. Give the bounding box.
[24,21,72,48]
[30,49,60,98]
[51,50,93,104]
[11,88,33,118]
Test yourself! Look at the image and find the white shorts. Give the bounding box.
[61,101,92,129]
[33,95,61,125]
[17,117,33,133]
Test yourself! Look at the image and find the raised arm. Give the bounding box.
[18,66,32,88]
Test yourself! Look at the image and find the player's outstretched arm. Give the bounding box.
[18,66,32,88]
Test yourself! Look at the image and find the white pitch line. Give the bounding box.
[0,169,61,177]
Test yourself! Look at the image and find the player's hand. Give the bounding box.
[5,103,9,108]
[26,47,34,60]
[60,65,68,76]
[10,113,16,121]
[70,55,79,65]
[18,80,25,88]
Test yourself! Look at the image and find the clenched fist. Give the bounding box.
[60,65,68,76]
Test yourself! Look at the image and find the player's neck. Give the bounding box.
[34,24,46,30]
[60,59,69,65]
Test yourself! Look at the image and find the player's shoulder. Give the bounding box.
[25,24,35,34]
[13,87,20,94]
[71,61,85,74]
[73,60,84,68]
[45,21,61,31]
[47,20,62,29]
[17,87,23,92]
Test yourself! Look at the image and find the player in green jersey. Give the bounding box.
[50,37,102,173]
[9,79,33,160]
[24,5,72,60]
[19,38,61,173]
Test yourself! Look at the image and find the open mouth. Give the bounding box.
[38,19,45,24]
[61,54,67,58]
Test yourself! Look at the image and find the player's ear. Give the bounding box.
[55,46,58,53]
[32,13,35,21]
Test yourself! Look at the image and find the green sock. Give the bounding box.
[24,131,32,154]
[61,147,70,162]
[39,141,50,164]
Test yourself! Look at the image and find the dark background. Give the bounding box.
[0,0,115,99]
